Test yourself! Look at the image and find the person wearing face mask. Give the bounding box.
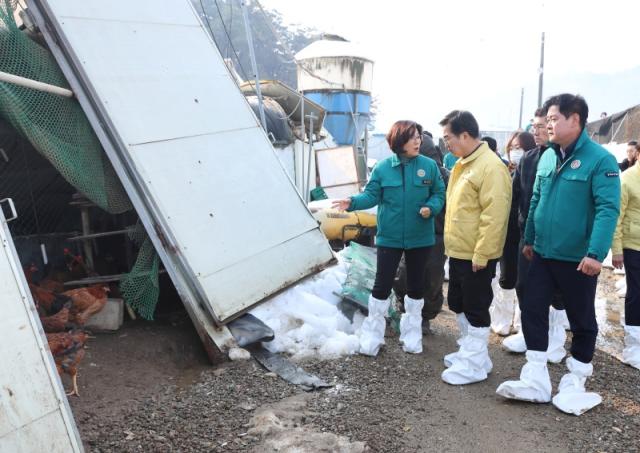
[506,132,535,173]
[333,121,446,356]
[488,132,536,336]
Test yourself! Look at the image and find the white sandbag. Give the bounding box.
[250,256,362,360]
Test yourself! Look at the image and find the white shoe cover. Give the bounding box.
[442,326,491,385]
[444,313,469,367]
[552,357,602,416]
[399,296,424,354]
[557,308,571,330]
[512,303,522,333]
[547,308,567,363]
[490,285,517,336]
[503,331,527,353]
[496,350,552,403]
[359,295,390,356]
[622,325,640,369]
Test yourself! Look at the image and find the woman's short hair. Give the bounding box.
[386,120,423,154]
[506,131,536,153]
[515,131,536,151]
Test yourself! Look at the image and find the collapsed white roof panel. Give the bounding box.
[28,0,335,324]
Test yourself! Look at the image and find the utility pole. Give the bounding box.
[537,32,545,108]
[240,0,267,131]
[519,88,524,129]
[304,113,316,203]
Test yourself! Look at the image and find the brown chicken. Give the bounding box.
[46,330,89,396]
[63,285,110,325]
[29,283,72,315]
[24,263,66,293]
[40,302,74,332]
[39,279,66,293]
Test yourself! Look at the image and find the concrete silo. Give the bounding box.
[295,35,374,148]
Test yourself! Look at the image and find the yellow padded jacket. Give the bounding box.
[612,163,640,255]
[444,142,512,266]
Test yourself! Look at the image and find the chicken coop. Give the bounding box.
[0,118,139,288]
[0,3,168,322]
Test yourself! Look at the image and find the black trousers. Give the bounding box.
[624,249,640,326]
[522,253,598,363]
[516,237,564,310]
[372,246,429,300]
[499,217,520,290]
[393,234,445,319]
[447,257,498,328]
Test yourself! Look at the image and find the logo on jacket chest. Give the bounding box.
[570,159,581,169]
[417,169,426,177]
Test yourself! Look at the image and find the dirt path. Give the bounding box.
[70,307,640,453]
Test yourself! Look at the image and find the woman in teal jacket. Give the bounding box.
[333,120,445,356]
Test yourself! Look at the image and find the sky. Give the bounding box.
[260,0,640,135]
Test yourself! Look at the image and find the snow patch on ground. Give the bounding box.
[250,253,364,360]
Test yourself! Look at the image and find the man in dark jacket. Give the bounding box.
[394,132,448,332]
[502,109,568,360]
[619,141,638,171]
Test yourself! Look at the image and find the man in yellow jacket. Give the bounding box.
[439,110,512,385]
[612,156,640,369]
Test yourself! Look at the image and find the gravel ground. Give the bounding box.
[70,292,640,453]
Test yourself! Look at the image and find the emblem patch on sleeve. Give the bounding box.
[605,171,619,177]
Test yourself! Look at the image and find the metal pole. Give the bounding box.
[364,124,369,180]
[305,113,316,203]
[518,88,524,129]
[0,70,73,97]
[537,32,545,108]
[240,0,267,131]
[80,206,95,271]
[298,85,305,196]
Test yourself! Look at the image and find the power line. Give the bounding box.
[198,0,250,82]
[253,0,359,131]
[253,0,342,89]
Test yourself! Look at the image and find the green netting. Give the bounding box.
[0,2,131,213]
[0,2,159,319]
[120,223,160,320]
[340,242,401,332]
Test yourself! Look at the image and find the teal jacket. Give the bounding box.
[349,153,445,249]
[443,152,459,171]
[524,128,620,262]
